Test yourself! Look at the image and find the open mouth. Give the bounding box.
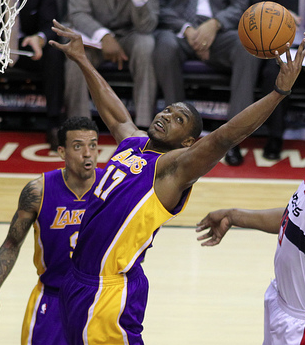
[155,120,165,132]
[84,161,93,169]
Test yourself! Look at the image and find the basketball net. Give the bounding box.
[0,0,28,73]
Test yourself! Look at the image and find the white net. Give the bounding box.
[0,0,27,73]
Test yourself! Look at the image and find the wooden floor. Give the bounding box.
[0,175,301,344]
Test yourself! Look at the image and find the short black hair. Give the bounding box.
[58,117,99,147]
[181,102,203,139]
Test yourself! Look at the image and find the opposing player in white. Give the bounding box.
[196,181,305,345]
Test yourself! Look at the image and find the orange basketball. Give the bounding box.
[238,1,296,59]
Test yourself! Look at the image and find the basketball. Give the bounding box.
[238,1,296,59]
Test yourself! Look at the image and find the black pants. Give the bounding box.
[14,40,65,127]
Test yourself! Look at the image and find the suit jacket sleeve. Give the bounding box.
[158,0,249,33]
[212,0,249,31]
[19,0,58,41]
[158,0,188,33]
[68,0,159,39]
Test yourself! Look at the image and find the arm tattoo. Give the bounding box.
[0,217,33,287]
[0,179,42,287]
[19,180,42,212]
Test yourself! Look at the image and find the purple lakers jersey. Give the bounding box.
[34,168,104,288]
[72,136,192,276]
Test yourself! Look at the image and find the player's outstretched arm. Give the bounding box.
[196,208,285,247]
[49,20,145,144]
[220,41,305,149]
[173,40,305,188]
[0,179,41,287]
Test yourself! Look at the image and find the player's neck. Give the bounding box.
[146,139,172,153]
[63,169,96,198]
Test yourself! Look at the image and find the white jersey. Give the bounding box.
[274,180,305,313]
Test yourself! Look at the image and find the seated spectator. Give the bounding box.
[64,0,159,129]
[254,0,302,160]
[257,58,288,160]
[8,0,66,152]
[153,0,261,166]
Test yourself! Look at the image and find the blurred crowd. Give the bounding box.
[7,0,304,165]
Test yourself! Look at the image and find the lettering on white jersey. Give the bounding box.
[50,207,86,229]
[291,192,303,217]
[279,191,305,253]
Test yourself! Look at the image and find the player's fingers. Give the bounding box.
[275,50,283,66]
[195,222,210,232]
[52,19,63,27]
[51,20,77,39]
[200,236,221,247]
[52,19,73,32]
[197,232,212,241]
[295,38,305,64]
[51,27,75,40]
[285,42,292,63]
[49,40,61,50]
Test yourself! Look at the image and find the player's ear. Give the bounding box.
[181,136,195,148]
[57,146,65,160]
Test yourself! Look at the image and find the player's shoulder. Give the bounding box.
[25,175,43,193]
[18,175,43,209]
[118,135,150,151]
[95,167,104,178]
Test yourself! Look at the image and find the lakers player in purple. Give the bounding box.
[0,117,103,344]
[50,20,305,344]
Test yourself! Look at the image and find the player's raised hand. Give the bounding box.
[49,19,86,63]
[274,38,305,94]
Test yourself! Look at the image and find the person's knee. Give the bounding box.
[133,34,155,58]
[233,39,250,58]
[232,42,261,72]
[154,35,180,64]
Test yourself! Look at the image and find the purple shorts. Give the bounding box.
[22,280,68,345]
[60,265,149,344]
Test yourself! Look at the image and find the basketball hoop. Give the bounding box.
[0,0,28,73]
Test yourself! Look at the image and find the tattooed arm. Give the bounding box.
[0,177,42,287]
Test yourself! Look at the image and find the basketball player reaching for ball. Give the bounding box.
[0,117,103,345]
[49,20,305,344]
[196,188,305,344]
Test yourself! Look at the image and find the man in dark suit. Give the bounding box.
[153,0,261,166]
[10,0,65,151]
[254,0,301,160]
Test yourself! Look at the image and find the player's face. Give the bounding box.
[59,130,99,180]
[147,103,196,151]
